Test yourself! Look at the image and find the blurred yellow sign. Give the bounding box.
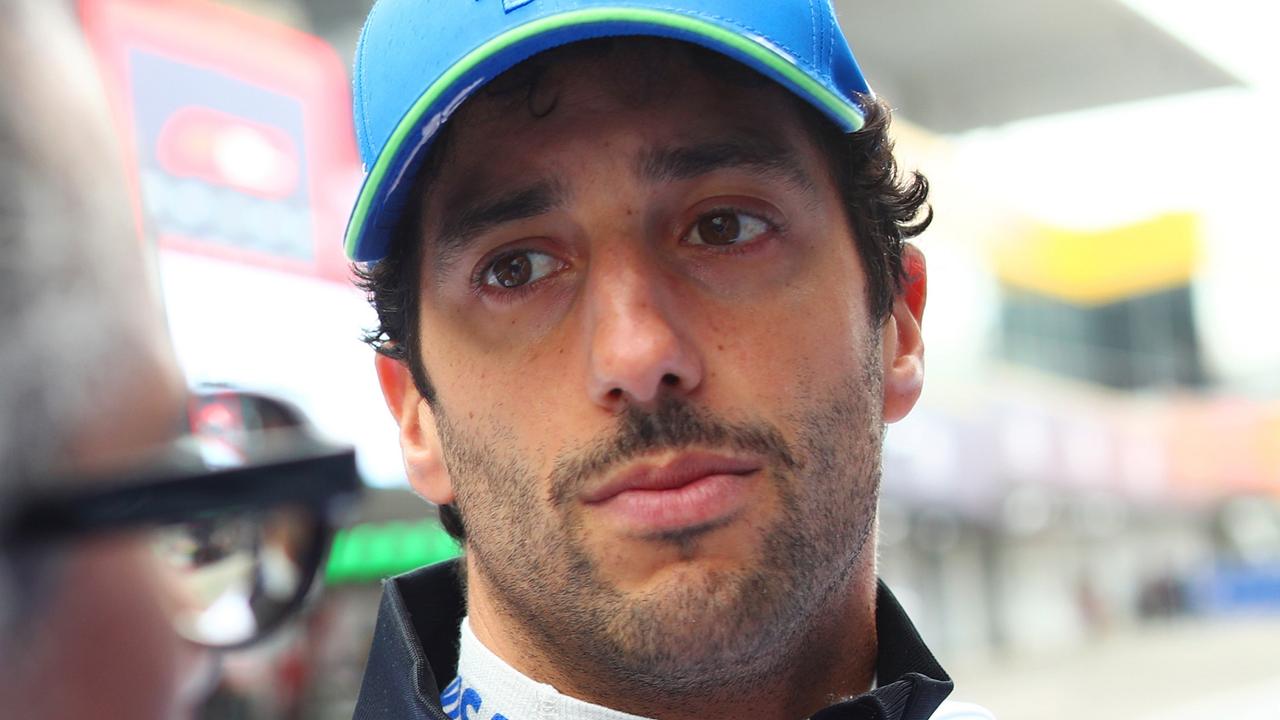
[994,213,1201,305]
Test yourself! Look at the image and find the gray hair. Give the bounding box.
[0,0,176,487]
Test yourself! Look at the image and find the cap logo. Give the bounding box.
[488,0,535,13]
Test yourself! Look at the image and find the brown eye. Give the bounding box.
[481,250,563,292]
[686,210,771,248]
[696,213,741,246]
[493,254,533,288]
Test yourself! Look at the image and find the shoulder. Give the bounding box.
[929,700,997,720]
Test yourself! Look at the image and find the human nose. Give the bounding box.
[584,259,703,411]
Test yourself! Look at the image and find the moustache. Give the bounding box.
[548,397,800,507]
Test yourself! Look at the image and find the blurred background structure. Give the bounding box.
[69,0,1279,717]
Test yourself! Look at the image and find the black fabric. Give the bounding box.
[353,560,953,720]
[352,562,463,720]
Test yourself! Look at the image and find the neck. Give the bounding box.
[465,555,879,720]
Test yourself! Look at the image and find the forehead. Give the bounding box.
[425,40,826,199]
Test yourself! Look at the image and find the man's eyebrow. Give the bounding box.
[430,180,567,271]
[636,136,817,194]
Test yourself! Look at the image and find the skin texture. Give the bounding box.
[377,43,926,720]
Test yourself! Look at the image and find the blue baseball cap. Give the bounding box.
[345,0,873,263]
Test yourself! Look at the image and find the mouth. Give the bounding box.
[581,452,761,534]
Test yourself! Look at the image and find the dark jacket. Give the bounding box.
[353,561,953,720]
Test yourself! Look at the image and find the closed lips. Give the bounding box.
[581,453,761,504]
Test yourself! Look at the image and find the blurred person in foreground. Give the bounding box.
[348,1,993,719]
[0,1,191,715]
[0,3,357,718]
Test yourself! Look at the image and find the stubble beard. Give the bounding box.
[435,351,884,704]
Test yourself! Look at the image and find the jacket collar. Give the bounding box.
[353,560,953,720]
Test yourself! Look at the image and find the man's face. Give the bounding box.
[394,43,917,694]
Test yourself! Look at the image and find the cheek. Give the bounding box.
[442,354,566,446]
[703,276,870,406]
[36,541,186,719]
[428,315,584,436]
[423,300,564,398]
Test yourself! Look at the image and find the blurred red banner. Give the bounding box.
[80,0,361,284]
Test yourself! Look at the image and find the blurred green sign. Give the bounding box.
[325,519,461,585]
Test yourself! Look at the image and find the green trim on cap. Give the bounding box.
[346,6,866,259]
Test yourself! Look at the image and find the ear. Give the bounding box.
[881,244,926,424]
[374,352,454,505]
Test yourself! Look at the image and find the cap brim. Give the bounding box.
[345,6,868,262]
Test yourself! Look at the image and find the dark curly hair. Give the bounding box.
[355,39,931,543]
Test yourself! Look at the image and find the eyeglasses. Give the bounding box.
[0,389,361,649]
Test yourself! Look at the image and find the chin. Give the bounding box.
[600,563,798,683]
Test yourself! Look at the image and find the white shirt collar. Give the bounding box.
[448,617,994,720]
[445,616,653,720]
